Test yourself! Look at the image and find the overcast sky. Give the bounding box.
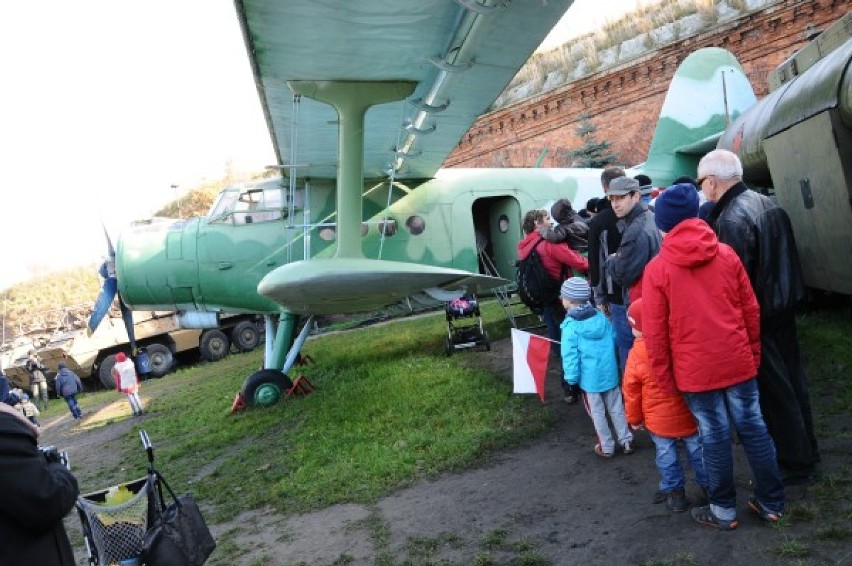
[0,0,645,291]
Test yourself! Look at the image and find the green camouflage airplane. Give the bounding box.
[716,11,852,297]
[89,0,758,406]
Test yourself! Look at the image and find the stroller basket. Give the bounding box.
[76,475,158,565]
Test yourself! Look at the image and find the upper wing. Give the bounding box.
[234,0,573,180]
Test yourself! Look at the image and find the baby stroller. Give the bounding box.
[75,430,215,566]
[443,293,491,356]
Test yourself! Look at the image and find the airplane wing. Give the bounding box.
[234,0,573,181]
[258,258,507,315]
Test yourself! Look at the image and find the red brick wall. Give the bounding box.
[446,0,850,169]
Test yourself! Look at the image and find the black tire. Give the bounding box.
[242,369,294,407]
[200,329,230,361]
[231,321,260,352]
[146,343,174,378]
[99,355,118,389]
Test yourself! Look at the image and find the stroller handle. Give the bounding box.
[139,429,154,466]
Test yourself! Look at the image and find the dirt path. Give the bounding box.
[42,337,844,566]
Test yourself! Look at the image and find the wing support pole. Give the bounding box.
[287,81,416,259]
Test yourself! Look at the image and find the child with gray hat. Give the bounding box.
[559,276,634,458]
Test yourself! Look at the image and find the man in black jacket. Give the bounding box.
[699,148,819,485]
[588,167,632,373]
[0,402,79,565]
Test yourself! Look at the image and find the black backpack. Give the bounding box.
[516,238,561,313]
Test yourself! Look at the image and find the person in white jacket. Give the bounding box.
[111,352,143,416]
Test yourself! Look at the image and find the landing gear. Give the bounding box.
[241,369,294,407]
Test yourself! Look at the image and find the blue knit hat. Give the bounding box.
[654,183,699,232]
[560,277,590,303]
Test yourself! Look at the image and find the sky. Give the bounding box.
[0,0,644,291]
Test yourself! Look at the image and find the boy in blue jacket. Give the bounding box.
[560,277,634,458]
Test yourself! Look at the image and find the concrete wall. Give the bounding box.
[445,0,849,172]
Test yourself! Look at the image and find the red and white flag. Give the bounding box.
[511,329,555,403]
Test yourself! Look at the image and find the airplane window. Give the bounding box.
[498,215,510,233]
[377,218,397,237]
[319,226,336,241]
[405,215,425,235]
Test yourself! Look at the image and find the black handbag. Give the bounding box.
[141,472,216,566]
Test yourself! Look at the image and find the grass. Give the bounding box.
[57,298,852,564]
[68,301,552,525]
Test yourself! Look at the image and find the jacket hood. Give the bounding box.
[659,218,718,267]
[551,199,577,224]
[568,305,609,339]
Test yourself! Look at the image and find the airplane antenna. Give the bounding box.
[722,70,731,128]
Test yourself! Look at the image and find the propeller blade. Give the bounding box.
[88,273,117,336]
[103,222,115,259]
[118,295,138,355]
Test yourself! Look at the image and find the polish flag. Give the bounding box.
[511,329,555,403]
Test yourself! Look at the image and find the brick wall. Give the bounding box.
[445,0,849,170]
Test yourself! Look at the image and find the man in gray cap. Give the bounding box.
[604,176,661,310]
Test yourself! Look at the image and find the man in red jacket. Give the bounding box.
[642,184,785,531]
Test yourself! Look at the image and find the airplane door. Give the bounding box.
[483,197,521,280]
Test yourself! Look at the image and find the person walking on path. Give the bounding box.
[54,362,83,420]
[112,352,143,416]
[700,148,819,485]
[642,184,785,530]
[26,350,49,410]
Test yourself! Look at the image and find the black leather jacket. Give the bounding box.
[707,182,806,320]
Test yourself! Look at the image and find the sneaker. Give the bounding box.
[562,394,579,405]
[665,489,688,513]
[652,490,666,504]
[594,444,613,458]
[622,441,635,455]
[748,497,784,523]
[691,505,738,530]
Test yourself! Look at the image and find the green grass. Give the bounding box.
[69,302,552,524]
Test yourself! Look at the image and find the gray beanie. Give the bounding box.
[560,277,590,303]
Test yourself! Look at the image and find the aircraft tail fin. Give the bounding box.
[640,47,757,186]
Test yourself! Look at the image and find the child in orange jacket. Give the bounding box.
[622,298,708,512]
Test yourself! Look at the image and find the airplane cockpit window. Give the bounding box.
[377,218,397,237]
[207,186,285,225]
[405,215,425,235]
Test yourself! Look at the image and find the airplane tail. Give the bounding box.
[639,47,757,186]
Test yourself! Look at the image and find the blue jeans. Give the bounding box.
[649,432,708,493]
[609,303,633,374]
[63,395,82,419]
[684,378,785,519]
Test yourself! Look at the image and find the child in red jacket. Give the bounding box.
[622,298,708,512]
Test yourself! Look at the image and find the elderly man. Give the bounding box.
[698,148,819,485]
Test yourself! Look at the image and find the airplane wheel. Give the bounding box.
[146,343,174,378]
[242,369,294,407]
[444,338,453,357]
[231,321,260,352]
[99,355,118,389]
[200,329,230,361]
